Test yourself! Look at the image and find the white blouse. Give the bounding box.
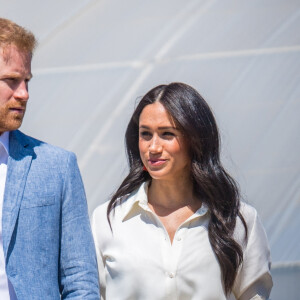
[92,182,272,300]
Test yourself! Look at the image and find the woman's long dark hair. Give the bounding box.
[107,82,247,295]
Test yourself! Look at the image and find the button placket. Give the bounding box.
[174,226,188,244]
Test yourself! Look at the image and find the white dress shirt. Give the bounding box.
[0,132,17,300]
[92,182,272,300]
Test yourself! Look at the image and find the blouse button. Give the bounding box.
[168,272,175,278]
[176,236,181,241]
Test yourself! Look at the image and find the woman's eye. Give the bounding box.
[163,132,175,137]
[140,131,151,137]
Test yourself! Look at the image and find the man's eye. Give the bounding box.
[5,78,18,84]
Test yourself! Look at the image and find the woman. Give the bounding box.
[92,82,273,300]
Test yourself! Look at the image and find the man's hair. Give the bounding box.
[0,17,37,54]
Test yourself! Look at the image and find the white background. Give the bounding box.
[1,1,299,298]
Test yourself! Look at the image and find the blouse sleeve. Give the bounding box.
[233,205,273,300]
[91,210,107,300]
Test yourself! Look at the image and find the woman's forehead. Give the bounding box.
[139,102,177,127]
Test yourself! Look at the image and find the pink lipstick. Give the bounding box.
[148,159,166,166]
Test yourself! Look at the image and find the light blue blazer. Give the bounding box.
[2,130,100,299]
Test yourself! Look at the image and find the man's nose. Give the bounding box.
[14,81,29,101]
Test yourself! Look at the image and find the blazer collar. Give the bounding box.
[2,130,34,257]
[0,131,9,164]
[0,131,9,154]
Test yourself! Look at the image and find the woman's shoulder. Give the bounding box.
[91,201,111,232]
[92,200,110,218]
[92,191,137,223]
[92,182,147,231]
[239,201,258,224]
[234,201,260,244]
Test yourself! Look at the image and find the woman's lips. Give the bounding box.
[148,159,166,166]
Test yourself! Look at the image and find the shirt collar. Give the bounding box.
[121,182,149,221]
[121,181,209,222]
[0,131,10,163]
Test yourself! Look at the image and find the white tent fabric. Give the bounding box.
[1,1,299,298]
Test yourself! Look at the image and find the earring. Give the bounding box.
[143,165,147,171]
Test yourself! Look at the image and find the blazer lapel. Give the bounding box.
[2,130,33,257]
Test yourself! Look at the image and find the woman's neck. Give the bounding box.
[147,177,202,243]
[148,177,198,212]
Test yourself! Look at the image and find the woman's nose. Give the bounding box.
[149,136,163,153]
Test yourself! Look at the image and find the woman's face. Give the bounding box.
[138,101,191,182]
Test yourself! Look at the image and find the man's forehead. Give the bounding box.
[0,44,32,64]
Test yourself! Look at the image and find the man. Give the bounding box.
[0,18,100,299]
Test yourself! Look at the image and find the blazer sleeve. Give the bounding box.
[233,206,273,300]
[59,152,100,299]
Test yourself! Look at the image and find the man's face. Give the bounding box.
[0,44,32,135]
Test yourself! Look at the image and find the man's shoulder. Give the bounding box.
[15,130,70,153]
[13,130,75,160]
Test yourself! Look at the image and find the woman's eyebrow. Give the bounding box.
[139,125,178,130]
